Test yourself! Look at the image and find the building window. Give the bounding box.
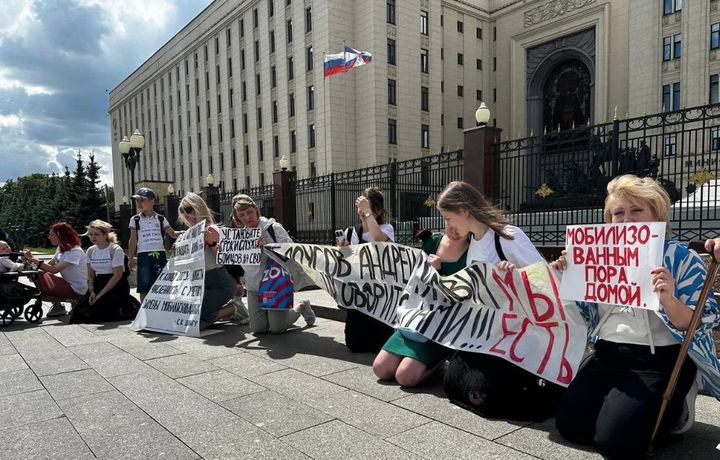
[244,145,249,164]
[268,0,274,17]
[306,46,313,71]
[712,74,720,104]
[388,39,396,65]
[420,48,429,73]
[257,107,262,128]
[476,59,482,70]
[421,86,429,111]
[241,49,246,69]
[272,100,278,123]
[228,58,233,77]
[388,79,397,105]
[457,117,464,129]
[457,53,463,65]
[289,93,295,116]
[493,57,497,71]
[271,66,277,88]
[287,20,293,43]
[270,30,276,53]
[713,23,720,50]
[290,130,297,152]
[712,127,720,151]
[288,56,294,80]
[664,134,677,156]
[672,82,680,110]
[254,40,260,62]
[673,34,681,59]
[307,85,315,110]
[240,18,244,37]
[243,113,248,133]
[242,81,247,101]
[256,73,261,94]
[388,119,397,144]
[387,0,396,25]
[308,124,315,148]
[253,8,258,28]
[420,10,428,35]
[476,89,482,101]
[305,7,312,32]
[476,27,482,39]
[663,0,682,15]
[258,141,264,162]
[457,85,463,97]
[421,124,429,148]
[273,135,279,157]
[457,20,463,33]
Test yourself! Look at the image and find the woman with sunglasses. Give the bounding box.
[177,193,236,329]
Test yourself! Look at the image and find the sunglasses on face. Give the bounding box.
[181,206,195,214]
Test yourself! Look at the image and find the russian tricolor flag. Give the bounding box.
[323,52,346,77]
[323,46,373,77]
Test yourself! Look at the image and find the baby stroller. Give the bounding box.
[0,252,43,327]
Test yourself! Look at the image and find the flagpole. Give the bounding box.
[322,51,329,174]
[343,40,348,171]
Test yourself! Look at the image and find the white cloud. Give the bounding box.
[0,113,22,129]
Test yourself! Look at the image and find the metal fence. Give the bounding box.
[494,104,720,245]
[218,184,275,225]
[294,150,464,245]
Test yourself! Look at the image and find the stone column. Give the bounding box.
[273,169,297,237]
[463,125,503,199]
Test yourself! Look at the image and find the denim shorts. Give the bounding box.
[136,251,167,294]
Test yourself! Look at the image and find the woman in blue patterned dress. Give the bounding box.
[553,174,720,459]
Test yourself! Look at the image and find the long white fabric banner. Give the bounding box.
[269,242,588,386]
[131,220,206,337]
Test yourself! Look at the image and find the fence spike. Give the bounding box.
[613,105,618,120]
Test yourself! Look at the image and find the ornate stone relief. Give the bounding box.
[524,0,596,28]
[526,28,595,84]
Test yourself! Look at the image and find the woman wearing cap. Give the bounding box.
[337,187,396,352]
[220,193,253,325]
[232,194,315,333]
[70,220,140,323]
[178,193,236,329]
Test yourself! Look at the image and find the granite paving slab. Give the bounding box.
[0,368,42,397]
[222,389,334,436]
[0,389,63,429]
[177,369,265,402]
[82,351,153,378]
[58,390,199,459]
[40,368,114,400]
[388,420,535,459]
[283,419,422,460]
[146,353,217,378]
[210,351,288,377]
[4,416,95,460]
[23,351,90,376]
[0,353,28,373]
[248,368,348,408]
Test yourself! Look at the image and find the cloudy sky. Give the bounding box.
[0,0,213,185]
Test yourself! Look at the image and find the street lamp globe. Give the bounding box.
[279,154,290,171]
[130,129,145,149]
[122,195,128,204]
[119,136,131,155]
[206,173,214,186]
[475,102,491,125]
[167,184,175,195]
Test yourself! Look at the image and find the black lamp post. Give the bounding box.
[119,129,145,214]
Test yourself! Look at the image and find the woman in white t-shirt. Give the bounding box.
[23,222,88,318]
[338,187,396,352]
[436,181,566,422]
[70,220,139,324]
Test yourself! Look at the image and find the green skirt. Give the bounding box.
[382,330,451,367]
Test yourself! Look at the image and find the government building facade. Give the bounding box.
[109,0,720,200]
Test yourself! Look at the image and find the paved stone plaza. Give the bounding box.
[1,290,719,459]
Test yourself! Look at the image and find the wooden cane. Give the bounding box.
[651,242,720,442]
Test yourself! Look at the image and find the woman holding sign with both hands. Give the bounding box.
[552,174,720,459]
[177,193,236,329]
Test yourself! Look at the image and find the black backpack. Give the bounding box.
[442,230,564,421]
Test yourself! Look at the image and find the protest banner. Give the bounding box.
[559,222,666,310]
[269,242,587,386]
[217,227,262,265]
[131,220,206,337]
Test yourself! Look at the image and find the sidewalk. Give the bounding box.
[1,297,718,459]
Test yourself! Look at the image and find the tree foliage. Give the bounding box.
[0,152,112,248]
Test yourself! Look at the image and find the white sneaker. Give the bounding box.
[46,302,67,317]
[230,298,250,325]
[671,376,698,435]
[295,299,316,326]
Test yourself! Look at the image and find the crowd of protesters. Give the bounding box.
[4,175,720,460]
